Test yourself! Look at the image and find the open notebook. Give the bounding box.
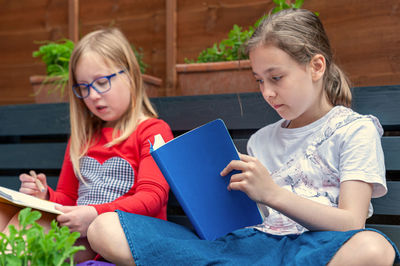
[0,186,62,215]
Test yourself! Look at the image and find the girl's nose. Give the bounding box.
[260,84,276,98]
[85,89,102,102]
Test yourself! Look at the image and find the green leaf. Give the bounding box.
[293,0,305,8]
[131,44,148,74]
[32,39,74,77]
[8,225,18,238]
[1,208,85,265]
[24,210,42,228]
[4,254,22,266]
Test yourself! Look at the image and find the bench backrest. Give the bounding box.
[0,85,399,246]
[0,103,69,190]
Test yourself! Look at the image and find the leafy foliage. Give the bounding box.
[131,44,148,74]
[33,39,74,78]
[272,0,304,13]
[185,0,306,63]
[32,39,74,97]
[0,208,84,266]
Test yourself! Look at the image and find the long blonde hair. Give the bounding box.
[68,27,157,180]
[246,9,351,107]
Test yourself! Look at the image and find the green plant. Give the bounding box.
[132,44,148,74]
[33,39,74,79]
[32,39,74,97]
[0,208,84,266]
[185,0,305,63]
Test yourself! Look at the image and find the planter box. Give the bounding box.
[142,74,162,98]
[175,60,258,96]
[29,75,69,103]
[30,74,162,103]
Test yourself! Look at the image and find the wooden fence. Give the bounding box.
[0,0,399,104]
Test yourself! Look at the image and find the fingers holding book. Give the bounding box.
[222,153,279,204]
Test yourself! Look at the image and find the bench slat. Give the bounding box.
[352,85,400,127]
[0,176,59,191]
[0,103,70,136]
[382,137,400,171]
[0,143,66,169]
[152,93,281,131]
[372,181,400,215]
[233,139,247,154]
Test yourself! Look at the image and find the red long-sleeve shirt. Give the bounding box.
[48,118,173,220]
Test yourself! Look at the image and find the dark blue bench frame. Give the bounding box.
[0,85,399,247]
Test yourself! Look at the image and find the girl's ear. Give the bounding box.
[309,54,326,81]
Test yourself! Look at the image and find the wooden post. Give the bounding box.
[166,0,177,96]
[68,0,79,42]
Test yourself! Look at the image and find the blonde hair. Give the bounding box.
[68,27,157,180]
[246,9,351,107]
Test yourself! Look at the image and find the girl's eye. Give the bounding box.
[272,76,282,81]
[256,79,264,84]
[95,77,109,87]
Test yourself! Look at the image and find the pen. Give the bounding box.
[29,170,45,192]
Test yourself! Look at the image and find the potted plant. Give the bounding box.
[30,40,162,103]
[0,208,84,265]
[175,0,305,96]
[30,39,73,103]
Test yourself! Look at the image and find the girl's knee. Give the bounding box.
[361,231,396,265]
[336,230,396,266]
[87,212,135,265]
[0,203,21,232]
[87,212,119,251]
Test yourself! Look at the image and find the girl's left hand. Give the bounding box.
[55,205,98,237]
[220,153,280,205]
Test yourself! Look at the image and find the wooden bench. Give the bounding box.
[0,85,399,249]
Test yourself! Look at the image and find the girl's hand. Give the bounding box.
[220,153,280,204]
[19,172,49,200]
[55,205,98,236]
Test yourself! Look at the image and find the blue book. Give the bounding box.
[150,119,262,240]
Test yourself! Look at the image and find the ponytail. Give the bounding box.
[324,63,352,107]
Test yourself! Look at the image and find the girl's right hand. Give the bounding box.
[19,172,49,200]
[221,153,281,205]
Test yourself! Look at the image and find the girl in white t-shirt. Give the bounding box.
[87,9,399,265]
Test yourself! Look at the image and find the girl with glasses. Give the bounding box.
[1,27,173,262]
[87,9,399,265]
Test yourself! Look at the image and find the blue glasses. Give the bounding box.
[72,70,125,99]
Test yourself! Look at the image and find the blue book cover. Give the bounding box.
[150,119,262,240]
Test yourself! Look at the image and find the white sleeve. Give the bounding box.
[339,118,387,198]
[247,134,256,156]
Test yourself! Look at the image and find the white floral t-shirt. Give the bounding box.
[248,106,387,235]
